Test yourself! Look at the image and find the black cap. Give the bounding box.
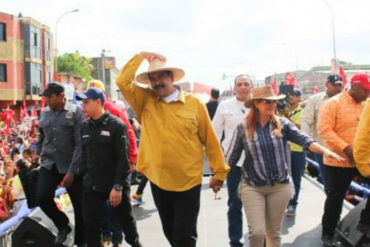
[291,89,302,96]
[42,83,64,96]
[327,75,343,85]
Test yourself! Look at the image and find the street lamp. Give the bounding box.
[54,9,79,74]
[321,0,337,65]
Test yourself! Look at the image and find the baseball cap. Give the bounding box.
[42,83,64,96]
[350,73,370,90]
[327,75,343,85]
[76,88,105,104]
[291,89,302,96]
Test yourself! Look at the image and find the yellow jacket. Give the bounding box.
[353,100,370,177]
[116,54,230,191]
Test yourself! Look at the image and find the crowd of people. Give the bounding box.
[0,51,369,247]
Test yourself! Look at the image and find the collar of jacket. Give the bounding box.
[88,111,110,126]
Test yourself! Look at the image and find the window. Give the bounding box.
[30,26,41,58]
[0,64,7,82]
[0,23,5,41]
[33,32,38,46]
[46,65,51,83]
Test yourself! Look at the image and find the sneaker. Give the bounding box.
[132,193,145,205]
[285,205,296,217]
[321,234,335,247]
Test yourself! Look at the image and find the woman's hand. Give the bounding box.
[324,149,345,162]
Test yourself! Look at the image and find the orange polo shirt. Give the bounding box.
[318,91,365,168]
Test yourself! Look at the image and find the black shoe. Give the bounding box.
[321,234,335,247]
[55,225,72,246]
[76,244,87,247]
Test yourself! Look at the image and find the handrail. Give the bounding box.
[306,157,369,198]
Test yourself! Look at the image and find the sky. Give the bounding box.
[2,0,370,90]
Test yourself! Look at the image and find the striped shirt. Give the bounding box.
[226,117,314,186]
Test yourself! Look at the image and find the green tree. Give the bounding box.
[57,51,94,82]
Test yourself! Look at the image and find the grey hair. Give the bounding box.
[234,74,253,87]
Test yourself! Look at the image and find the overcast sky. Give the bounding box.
[3,0,370,89]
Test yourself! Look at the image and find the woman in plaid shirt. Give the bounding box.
[226,85,343,247]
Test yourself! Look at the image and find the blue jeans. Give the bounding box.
[226,166,243,247]
[314,153,328,193]
[289,151,306,207]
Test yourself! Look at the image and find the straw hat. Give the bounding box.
[245,85,286,108]
[135,59,185,84]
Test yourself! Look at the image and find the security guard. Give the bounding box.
[77,88,142,247]
[36,83,85,246]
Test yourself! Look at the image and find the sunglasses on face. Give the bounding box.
[257,99,277,104]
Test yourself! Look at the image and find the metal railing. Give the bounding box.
[306,157,370,199]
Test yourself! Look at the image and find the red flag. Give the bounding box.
[272,77,278,94]
[40,97,45,113]
[285,72,298,88]
[193,82,212,94]
[20,101,28,121]
[339,66,347,84]
[314,85,319,94]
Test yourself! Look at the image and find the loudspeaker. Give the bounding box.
[336,200,370,246]
[279,85,294,96]
[12,207,74,247]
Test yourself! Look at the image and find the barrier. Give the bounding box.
[0,187,67,238]
[306,157,370,199]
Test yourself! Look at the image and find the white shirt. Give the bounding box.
[162,89,180,103]
[212,97,249,167]
[301,91,329,145]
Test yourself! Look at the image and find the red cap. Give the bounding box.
[351,73,370,90]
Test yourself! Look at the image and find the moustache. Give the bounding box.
[154,84,165,90]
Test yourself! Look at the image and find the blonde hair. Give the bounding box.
[243,102,282,140]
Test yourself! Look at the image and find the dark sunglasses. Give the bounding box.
[257,99,277,104]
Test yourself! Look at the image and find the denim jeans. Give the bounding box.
[289,151,306,207]
[314,153,328,193]
[227,166,243,247]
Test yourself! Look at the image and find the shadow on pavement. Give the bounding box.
[132,206,157,221]
[282,224,322,247]
[282,216,296,235]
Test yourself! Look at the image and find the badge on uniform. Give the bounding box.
[65,112,73,119]
[101,130,110,136]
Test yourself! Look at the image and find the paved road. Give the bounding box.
[130,175,352,247]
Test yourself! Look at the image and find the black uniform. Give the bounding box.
[81,112,141,247]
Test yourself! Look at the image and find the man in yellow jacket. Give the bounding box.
[116,51,230,247]
[354,99,370,235]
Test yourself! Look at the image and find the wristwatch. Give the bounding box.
[113,184,123,191]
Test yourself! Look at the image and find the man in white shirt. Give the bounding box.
[301,74,343,190]
[212,74,252,247]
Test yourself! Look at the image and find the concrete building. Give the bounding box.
[0,12,53,118]
[90,56,119,100]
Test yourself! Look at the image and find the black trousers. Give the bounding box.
[150,182,201,247]
[321,165,357,236]
[37,165,85,244]
[83,189,140,247]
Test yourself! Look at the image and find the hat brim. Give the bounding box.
[76,93,88,101]
[245,94,286,108]
[135,67,185,84]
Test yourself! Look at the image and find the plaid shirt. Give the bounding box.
[226,117,314,186]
